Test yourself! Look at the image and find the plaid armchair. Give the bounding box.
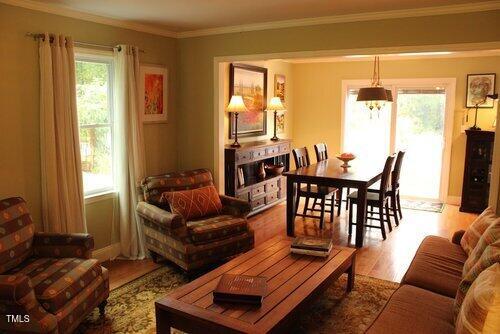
[137,169,254,272]
[0,197,109,334]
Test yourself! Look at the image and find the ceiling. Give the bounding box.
[28,0,496,33]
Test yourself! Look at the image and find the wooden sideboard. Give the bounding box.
[225,139,291,215]
[460,130,495,213]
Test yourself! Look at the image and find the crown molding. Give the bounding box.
[176,1,500,38]
[0,0,177,38]
[2,0,499,39]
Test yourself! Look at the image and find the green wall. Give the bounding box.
[0,3,178,249]
[177,10,500,172]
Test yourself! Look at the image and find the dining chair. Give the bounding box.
[314,143,343,216]
[347,154,396,240]
[292,147,338,228]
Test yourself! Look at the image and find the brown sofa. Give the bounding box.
[366,231,467,334]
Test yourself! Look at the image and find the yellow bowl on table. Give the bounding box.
[336,153,356,168]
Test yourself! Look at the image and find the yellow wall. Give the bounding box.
[0,3,178,249]
[291,56,500,199]
[177,10,500,174]
[222,60,294,145]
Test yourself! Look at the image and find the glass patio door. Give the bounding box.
[343,79,454,201]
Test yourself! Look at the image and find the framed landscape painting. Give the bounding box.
[466,73,496,108]
[229,63,267,138]
[140,64,168,123]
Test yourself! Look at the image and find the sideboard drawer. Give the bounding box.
[251,197,265,209]
[279,143,290,153]
[253,148,267,160]
[266,145,280,156]
[236,192,250,202]
[266,191,279,204]
[251,185,265,198]
[265,180,279,193]
[236,151,251,163]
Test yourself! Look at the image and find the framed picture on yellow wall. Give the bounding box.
[139,64,168,123]
[274,74,285,102]
[466,73,496,108]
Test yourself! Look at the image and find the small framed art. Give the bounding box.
[466,73,496,108]
[139,64,168,123]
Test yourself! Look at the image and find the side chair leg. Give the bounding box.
[385,202,392,232]
[391,195,399,226]
[379,205,386,240]
[397,192,403,219]
[337,188,343,216]
[330,195,335,223]
[319,197,326,229]
[303,196,310,215]
[348,201,353,235]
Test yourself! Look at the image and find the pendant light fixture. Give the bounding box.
[357,56,388,110]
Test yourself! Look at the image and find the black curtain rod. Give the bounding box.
[26,32,145,53]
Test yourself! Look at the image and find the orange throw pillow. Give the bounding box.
[161,186,223,221]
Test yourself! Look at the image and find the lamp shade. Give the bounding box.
[267,97,286,111]
[226,95,248,113]
[356,87,388,102]
[385,89,393,102]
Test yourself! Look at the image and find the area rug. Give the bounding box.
[78,266,398,334]
[400,199,444,213]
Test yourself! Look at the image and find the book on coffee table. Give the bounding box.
[291,237,332,257]
[213,274,267,306]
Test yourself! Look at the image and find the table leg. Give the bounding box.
[156,307,172,334]
[286,177,295,236]
[347,256,356,292]
[355,184,367,248]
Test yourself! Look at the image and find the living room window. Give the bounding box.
[75,53,115,196]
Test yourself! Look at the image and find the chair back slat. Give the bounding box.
[392,151,405,189]
[314,143,329,162]
[292,147,311,168]
[379,155,396,200]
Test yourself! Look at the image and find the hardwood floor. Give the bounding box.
[102,202,477,289]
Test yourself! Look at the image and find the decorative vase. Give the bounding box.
[258,163,266,180]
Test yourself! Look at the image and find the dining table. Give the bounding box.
[283,158,383,248]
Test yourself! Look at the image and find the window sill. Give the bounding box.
[85,190,117,204]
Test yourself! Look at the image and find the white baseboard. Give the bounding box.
[92,242,121,263]
[446,196,461,206]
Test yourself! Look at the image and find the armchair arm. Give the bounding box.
[136,201,185,229]
[0,275,58,333]
[452,230,466,245]
[32,232,94,259]
[219,195,251,218]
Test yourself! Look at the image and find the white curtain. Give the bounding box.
[39,33,86,233]
[114,45,147,259]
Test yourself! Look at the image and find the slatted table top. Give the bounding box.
[155,236,356,334]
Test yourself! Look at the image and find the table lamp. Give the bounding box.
[227,95,248,147]
[267,97,286,141]
[470,93,498,131]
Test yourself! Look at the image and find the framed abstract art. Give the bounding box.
[229,63,267,138]
[139,64,168,123]
[466,73,496,108]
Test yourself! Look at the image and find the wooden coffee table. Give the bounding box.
[155,236,356,334]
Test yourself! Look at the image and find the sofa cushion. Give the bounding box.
[454,238,500,318]
[0,197,34,274]
[463,220,500,277]
[366,285,455,334]
[401,235,467,298]
[161,185,223,221]
[187,215,248,244]
[8,257,102,313]
[456,263,500,333]
[461,207,499,256]
[141,169,214,210]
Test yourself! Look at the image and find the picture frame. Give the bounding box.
[229,63,267,138]
[274,74,286,102]
[466,73,496,108]
[139,64,168,123]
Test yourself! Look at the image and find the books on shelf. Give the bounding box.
[213,274,267,306]
[291,237,332,257]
